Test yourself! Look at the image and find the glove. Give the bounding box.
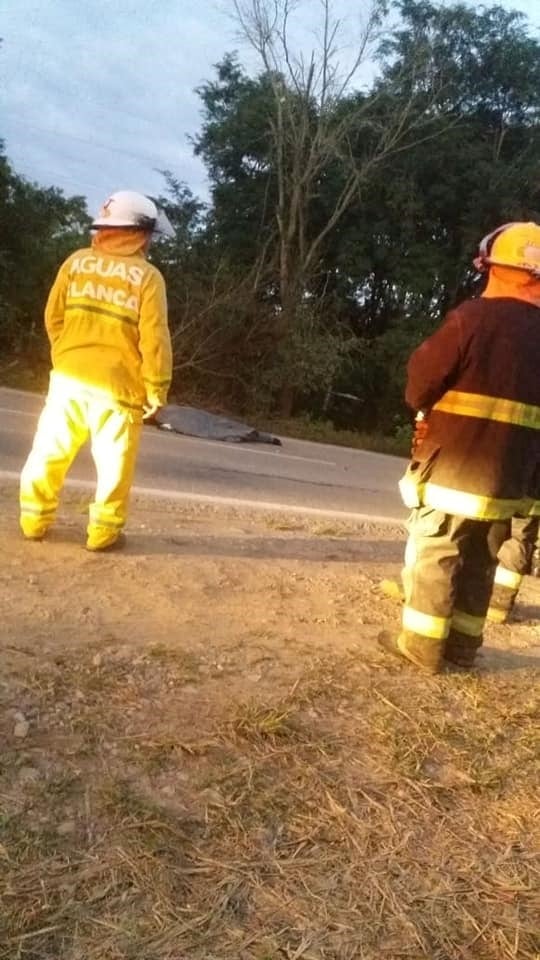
[411,411,429,458]
[143,402,162,422]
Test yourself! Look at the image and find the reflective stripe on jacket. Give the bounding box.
[45,246,172,409]
[402,297,540,520]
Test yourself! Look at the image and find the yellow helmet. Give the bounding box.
[474,221,540,277]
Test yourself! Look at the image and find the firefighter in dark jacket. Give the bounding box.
[380,221,540,673]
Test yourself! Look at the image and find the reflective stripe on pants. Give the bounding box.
[20,375,142,539]
[401,507,509,641]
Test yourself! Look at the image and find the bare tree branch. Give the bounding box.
[228,0,453,410]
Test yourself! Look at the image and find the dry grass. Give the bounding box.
[1,641,539,960]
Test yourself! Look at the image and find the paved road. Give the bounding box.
[0,387,407,522]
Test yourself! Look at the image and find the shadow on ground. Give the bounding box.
[41,525,405,564]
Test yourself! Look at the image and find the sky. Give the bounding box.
[2,0,539,215]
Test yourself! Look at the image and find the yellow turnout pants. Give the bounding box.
[20,374,142,548]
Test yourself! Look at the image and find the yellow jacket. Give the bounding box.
[45,231,172,410]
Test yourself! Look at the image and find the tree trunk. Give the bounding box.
[277,382,295,416]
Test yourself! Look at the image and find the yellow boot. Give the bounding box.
[20,516,50,541]
[86,526,126,552]
[379,579,405,602]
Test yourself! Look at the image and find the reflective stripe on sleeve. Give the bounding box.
[143,377,171,387]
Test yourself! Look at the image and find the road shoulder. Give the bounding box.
[2,482,539,959]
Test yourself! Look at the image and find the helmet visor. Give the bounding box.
[153,208,175,239]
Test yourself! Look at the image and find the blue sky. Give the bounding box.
[2,0,539,215]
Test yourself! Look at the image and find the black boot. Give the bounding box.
[444,629,482,669]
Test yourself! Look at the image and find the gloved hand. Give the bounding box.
[411,411,429,458]
[143,402,162,422]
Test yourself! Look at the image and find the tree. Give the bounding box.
[0,143,90,371]
[317,0,540,430]
[197,0,449,413]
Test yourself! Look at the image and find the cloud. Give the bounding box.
[1,0,236,209]
[2,0,539,212]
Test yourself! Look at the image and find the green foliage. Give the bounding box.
[194,54,278,268]
[256,413,411,456]
[0,142,90,367]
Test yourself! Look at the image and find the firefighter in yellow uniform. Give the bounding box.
[20,190,173,551]
[379,222,540,672]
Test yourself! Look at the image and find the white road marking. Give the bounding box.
[0,387,43,399]
[0,407,38,418]
[143,429,336,465]
[0,468,404,525]
[0,425,34,435]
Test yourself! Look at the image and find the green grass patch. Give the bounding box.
[257,414,410,456]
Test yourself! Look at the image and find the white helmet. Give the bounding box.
[91,190,175,238]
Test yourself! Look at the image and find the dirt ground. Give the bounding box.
[1,481,539,960]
